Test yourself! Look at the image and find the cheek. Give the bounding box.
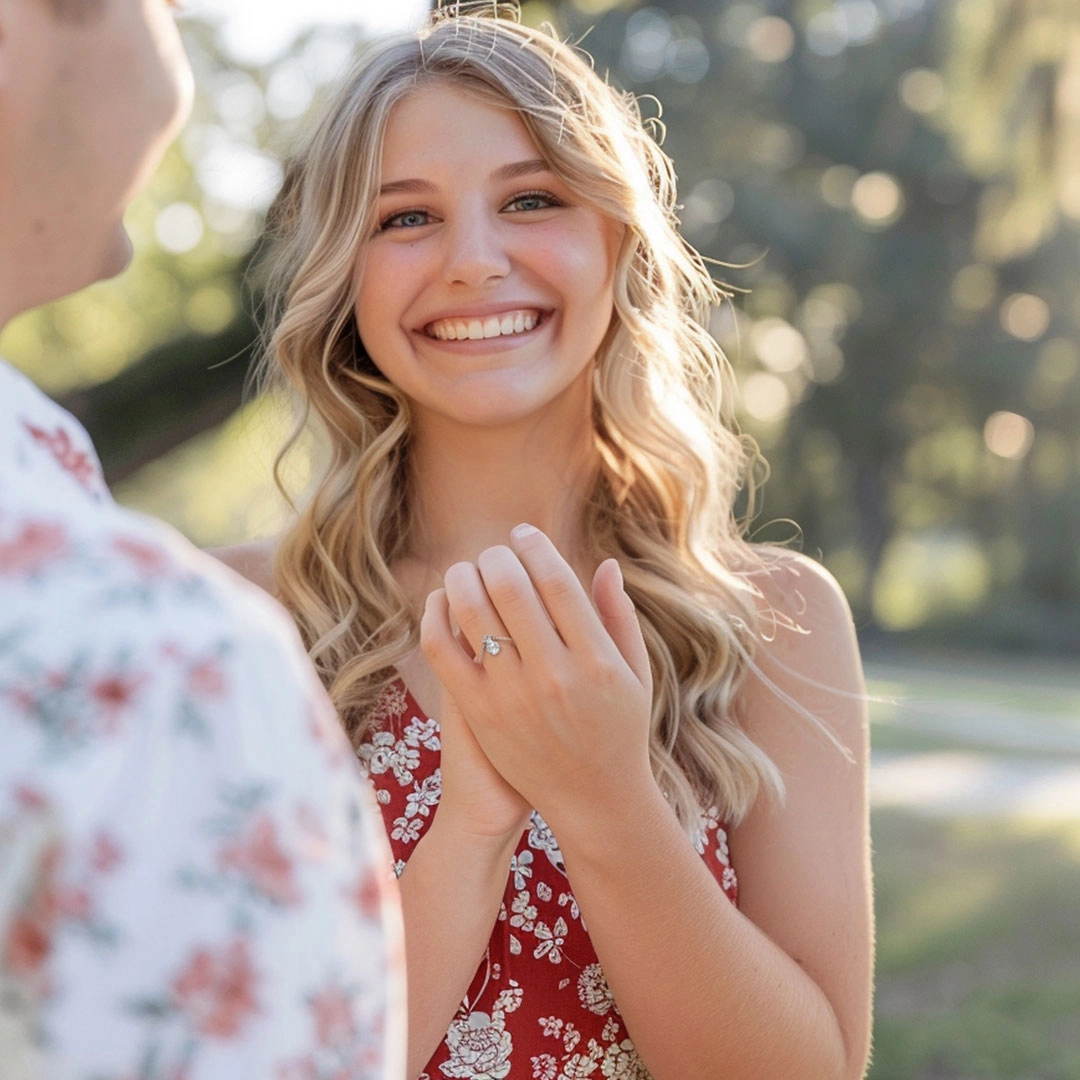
[551,225,619,300]
[354,249,416,357]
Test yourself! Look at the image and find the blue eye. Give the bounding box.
[505,190,561,213]
[382,209,431,230]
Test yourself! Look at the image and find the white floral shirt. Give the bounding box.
[0,360,405,1080]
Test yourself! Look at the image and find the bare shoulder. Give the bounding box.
[206,538,278,596]
[730,548,874,1078]
[749,546,855,637]
[737,546,866,749]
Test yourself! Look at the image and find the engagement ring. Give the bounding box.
[481,634,514,656]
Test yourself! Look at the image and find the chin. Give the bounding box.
[98,226,135,281]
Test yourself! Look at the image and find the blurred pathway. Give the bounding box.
[864,652,1080,821]
[871,751,1080,819]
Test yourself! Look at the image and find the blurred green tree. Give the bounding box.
[1,0,1075,651]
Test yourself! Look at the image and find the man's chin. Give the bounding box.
[99,226,135,280]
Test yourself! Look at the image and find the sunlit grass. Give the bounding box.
[871,811,1080,1080]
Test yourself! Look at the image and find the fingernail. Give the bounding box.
[611,559,625,589]
[511,522,538,539]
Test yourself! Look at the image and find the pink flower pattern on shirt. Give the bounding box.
[0,360,404,1080]
[359,681,738,1080]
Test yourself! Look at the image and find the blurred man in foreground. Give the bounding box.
[0,1,405,1076]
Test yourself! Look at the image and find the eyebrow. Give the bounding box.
[378,158,553,196]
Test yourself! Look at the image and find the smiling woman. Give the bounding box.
[213,4,874,1079]
[356,86,621,430]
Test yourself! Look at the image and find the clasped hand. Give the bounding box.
[420,524,654,844]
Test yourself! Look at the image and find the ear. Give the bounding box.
[0,0,25,92]
[0,0,8,88]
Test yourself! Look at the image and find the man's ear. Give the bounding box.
[0,0,18,91]
[0,0,7,88]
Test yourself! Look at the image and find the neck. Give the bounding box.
[397,404,601,600]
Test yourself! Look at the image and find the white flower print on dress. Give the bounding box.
[440,1011,513,1080]
[367,683,409,727]
[601,1039,653,1078]
[358,731,420,786]
[533,917,568,963]
[714,826,731,866]
[510,890,537,932]
[560,1044,601,1077]
[405,771,442,819]
[390,815,423,844]
[403,714,441,751]
[691,804,721,856]
[527,811,566,874]
[535,881,552,902]
[511,849,534,890]
[539,1017,563,1038]
[532,1053,559,1079]
[576,964,616,1016]
[562,1023,582,1053]
[493,984,523,1017]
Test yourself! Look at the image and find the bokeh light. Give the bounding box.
[950,264,997,313]
[155,203,205,254]
[999,293,1051,341]
[983,411,1035,460]
[899,67,946,114]
[741,371,793,423]
[1060,173,1080,221]
[681,178,734,240]
[851,171,906,229]
[746,16,795,63]
[751,318,808,373]
[820,164,860,209]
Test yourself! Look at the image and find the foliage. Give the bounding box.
[0,0,1076,650]
[538,0,1080,647]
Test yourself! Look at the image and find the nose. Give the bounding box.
[440,207,511,288]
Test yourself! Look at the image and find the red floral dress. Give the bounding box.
[359,681,738,1080]
[0,360,404,1079]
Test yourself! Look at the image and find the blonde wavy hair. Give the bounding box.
[256,2,786,829]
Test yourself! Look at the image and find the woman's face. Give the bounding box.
[354,84,623,433]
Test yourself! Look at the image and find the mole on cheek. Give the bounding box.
[31,219,47,236]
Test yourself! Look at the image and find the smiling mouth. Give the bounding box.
[424,308,544,341]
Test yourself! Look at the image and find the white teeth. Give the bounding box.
[426,308,542,341]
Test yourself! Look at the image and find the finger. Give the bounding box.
[454,627,478,663]
[476,545,563,659]
[443,561,520,666]
[592,559,652,691]
[420,588,485,698]
[506,524,606,652]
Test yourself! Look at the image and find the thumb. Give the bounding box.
[592,558,651,691]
